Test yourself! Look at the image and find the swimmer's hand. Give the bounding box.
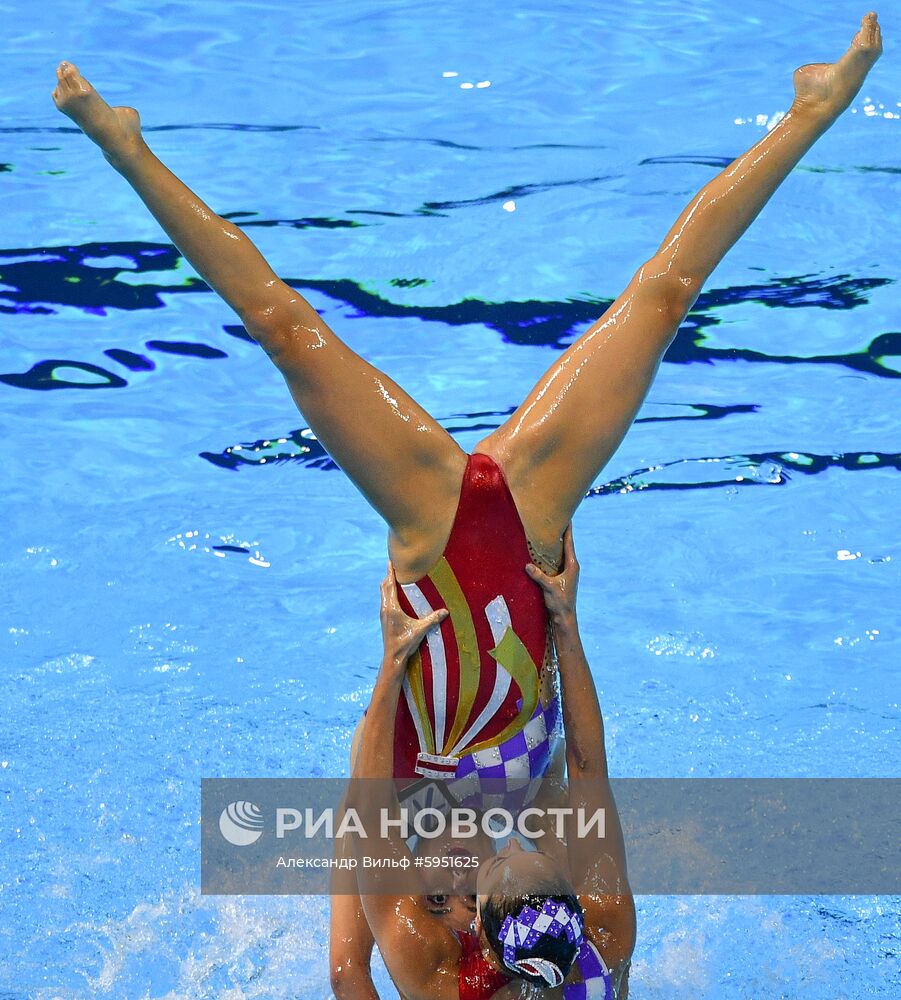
[379,562,448,669]
[526,523,579,626]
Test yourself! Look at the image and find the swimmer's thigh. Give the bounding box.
[476,260,693,550]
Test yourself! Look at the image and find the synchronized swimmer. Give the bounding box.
[52,13,882,998]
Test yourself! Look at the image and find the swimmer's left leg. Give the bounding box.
[478,13,882,557]
[52,62,466,580]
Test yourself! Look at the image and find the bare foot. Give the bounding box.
[52,62,144,167]
[792,12,883,120]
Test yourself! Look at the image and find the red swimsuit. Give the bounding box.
[456,931,512,1000]
[392,453,556,797]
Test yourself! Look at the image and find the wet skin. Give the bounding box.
[52,15,884,1000]
[50,14,883,583]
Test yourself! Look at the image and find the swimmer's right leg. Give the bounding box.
[52,63,465,579]
[477,14,883,560]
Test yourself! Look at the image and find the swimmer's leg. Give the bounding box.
[477,14,882,554]
[52,63,465,578]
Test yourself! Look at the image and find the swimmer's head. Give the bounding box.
[475,840,583,987]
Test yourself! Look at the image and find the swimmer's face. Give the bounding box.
[424,891,477,932]
[414,822,494,898]
[415,831,482,933]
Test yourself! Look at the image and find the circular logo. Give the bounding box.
[219,801,264,846]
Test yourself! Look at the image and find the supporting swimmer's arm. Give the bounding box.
[552,607,631,893]
[330,852,381,1000]
[346,569,458,1000]
[526,528,635,964]
[346,588,423,881]
[331,718,381,1000]
[355,651,407,781]
[525,527,614,785]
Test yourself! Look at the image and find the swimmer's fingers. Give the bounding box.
[382,559,397,590]
[562,523,579,572]
[379,562,398,612]
[380,560,443,628]
[525,562,569,616]
[399,609,449,662]
[384,607,448,666]
[525,524,579,588]
[524,561,553,590]
[379,562,406,640]
[379,560,448,663]
[414,607,449,636]
[525,526,579,618]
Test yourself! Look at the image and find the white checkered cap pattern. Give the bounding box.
[499,898,584,967]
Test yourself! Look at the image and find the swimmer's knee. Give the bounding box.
[240,297,332,369]
[240,305,291,359]
[639,256,703,322]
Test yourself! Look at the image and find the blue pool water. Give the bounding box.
[2,0,899,995]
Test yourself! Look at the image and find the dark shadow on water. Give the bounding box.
[0,241,897,391]
[590,450,901,496]
[221,212,365,231]
[198,412,900,500]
